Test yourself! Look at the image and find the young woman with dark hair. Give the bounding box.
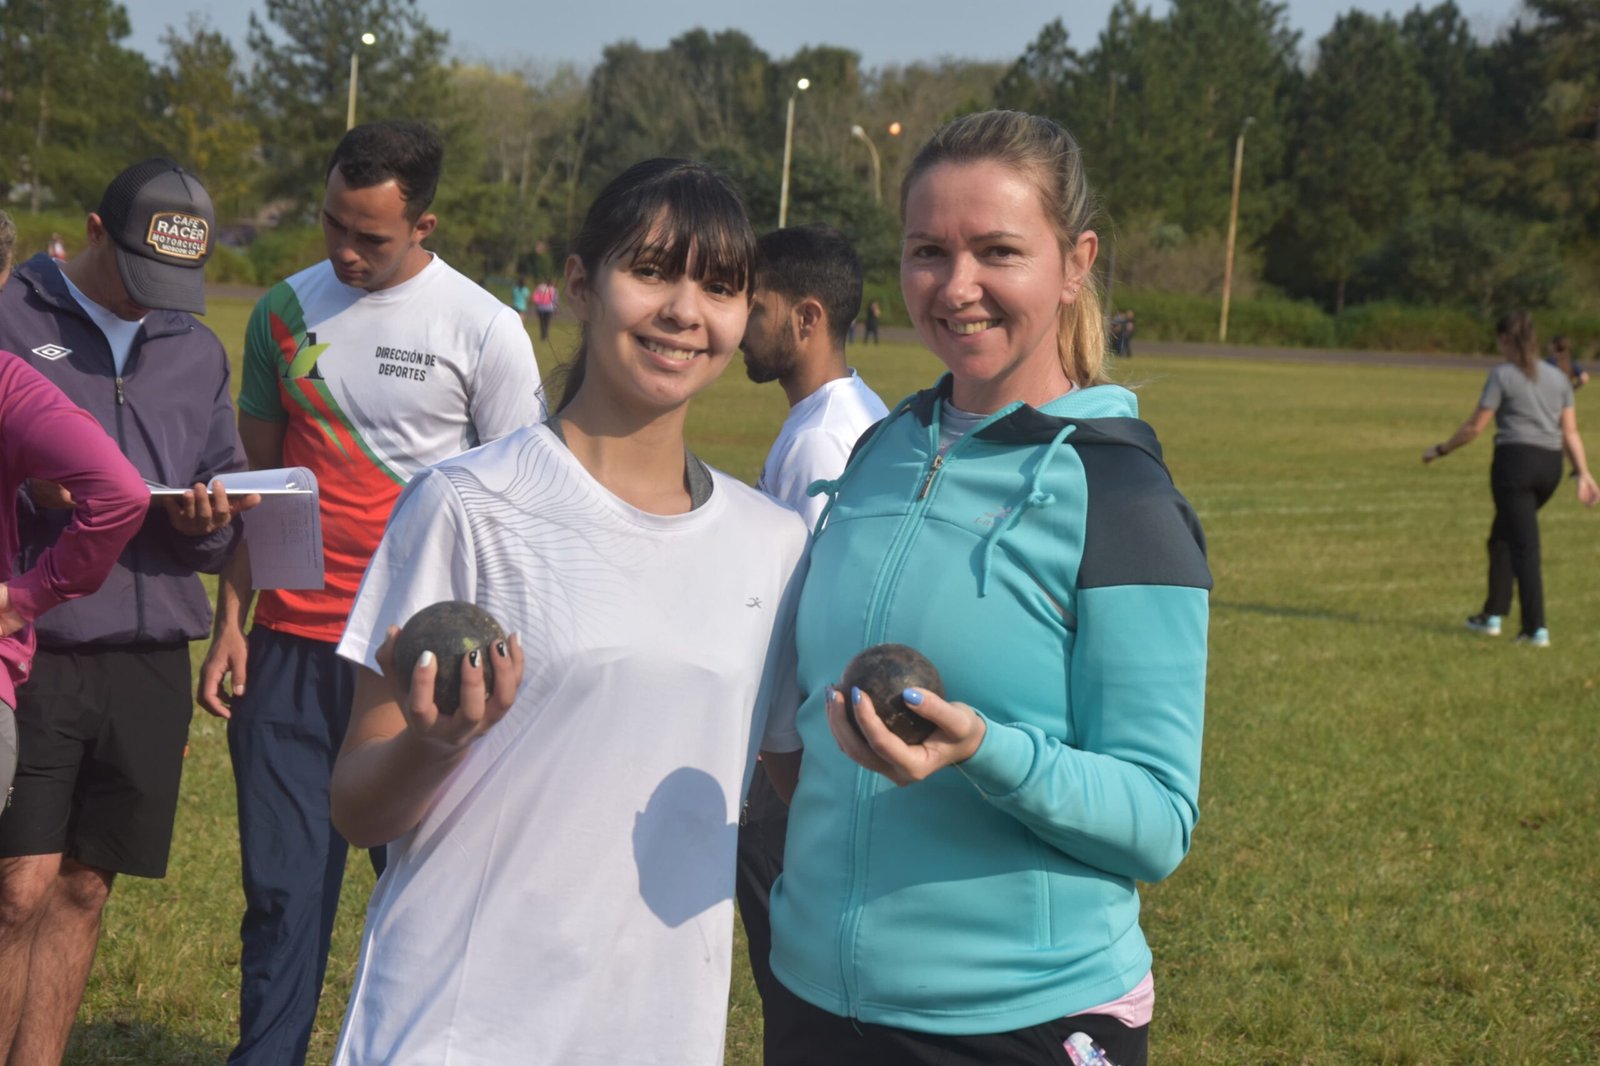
[329,158,809,1064]
[1425,311,1599,645]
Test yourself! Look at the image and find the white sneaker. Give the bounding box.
[1464,614,1502,637]
[1516,628,1551,648]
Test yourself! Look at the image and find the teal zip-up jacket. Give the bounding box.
[768,376,1210,1034]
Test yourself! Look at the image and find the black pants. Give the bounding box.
[1484,444,1563,634]
[762,975,1148,1066]
[536,310,553,340]
[735,767,788,1005]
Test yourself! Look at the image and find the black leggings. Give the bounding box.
[1483,444,1563,634]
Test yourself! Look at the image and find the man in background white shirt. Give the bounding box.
[736,221,887,1017]
[741,224,889,528]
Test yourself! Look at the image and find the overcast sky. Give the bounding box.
[125,0,1525,72]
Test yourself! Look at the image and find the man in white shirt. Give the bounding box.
[736,222,887,1015]
[197,121,544,1066]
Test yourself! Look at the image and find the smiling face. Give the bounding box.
[567,241,749,417]
[900,160,1095,413]
[321,167,436,292]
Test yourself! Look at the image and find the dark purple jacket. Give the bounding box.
[0,253,246,648]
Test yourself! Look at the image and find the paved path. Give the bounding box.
[864,324,1492,369]
[207,285,1492,369]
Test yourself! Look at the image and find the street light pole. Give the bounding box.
[778,77,810,228]
[850,124,882,204]
[346,31,377,131]
[1219,115,1254,343]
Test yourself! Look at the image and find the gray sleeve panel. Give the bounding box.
[1076,442,1212,591]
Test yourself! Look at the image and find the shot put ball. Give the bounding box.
[393,601,506,716]
[840,643,944,745]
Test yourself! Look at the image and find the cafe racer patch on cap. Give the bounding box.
[145,212,211,261]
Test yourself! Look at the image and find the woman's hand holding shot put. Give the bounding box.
[825,683,986,786]
[380,624,523,754]
[330,625,523,848]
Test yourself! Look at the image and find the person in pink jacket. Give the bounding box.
[0,348,148,814]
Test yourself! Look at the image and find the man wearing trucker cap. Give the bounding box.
[0,158,255,1065]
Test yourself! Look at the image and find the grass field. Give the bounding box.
[64,297,1600,1064]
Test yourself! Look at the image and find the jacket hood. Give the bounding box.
[905,374,1161,461]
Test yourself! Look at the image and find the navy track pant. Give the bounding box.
[226,626,384,1066]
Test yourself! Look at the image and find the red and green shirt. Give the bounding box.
[239,256,544,641]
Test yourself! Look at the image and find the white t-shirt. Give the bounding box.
[240,254,546,641]
[758,370,888,528]
[57,265,143,375]
[334,425,809,1066]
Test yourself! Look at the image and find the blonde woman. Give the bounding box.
[766,111,1210,1066]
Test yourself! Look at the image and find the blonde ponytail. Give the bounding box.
[1063,266,1111,387]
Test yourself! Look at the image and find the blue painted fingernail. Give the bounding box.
[902,688,923,706]
[417,650,435,669]
[850,686,862,705]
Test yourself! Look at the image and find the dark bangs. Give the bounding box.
[576,159,755,294]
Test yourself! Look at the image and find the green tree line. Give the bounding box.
[2,0,1596,323]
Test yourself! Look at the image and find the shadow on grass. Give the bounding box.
[1213,598,1366,624]
[1214,599,1487,637]
[67,1020,230,1066]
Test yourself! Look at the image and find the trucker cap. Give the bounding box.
[96,158,215,315]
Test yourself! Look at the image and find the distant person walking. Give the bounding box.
[1423,311,1599,647]
[1548,334,1587,389]
[510,276,530,322]
[863,298,881,344]
[532,278,558,341]
[1112,309,1136,357]
[45,233,65,263]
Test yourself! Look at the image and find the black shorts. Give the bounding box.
[0,643,193,878]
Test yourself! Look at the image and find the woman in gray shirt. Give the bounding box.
[1423,312,1599,646]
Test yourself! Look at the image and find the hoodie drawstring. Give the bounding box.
[976,422,1076,596]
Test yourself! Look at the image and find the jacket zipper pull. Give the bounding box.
[917,454,944,500]
[115,377,125,405]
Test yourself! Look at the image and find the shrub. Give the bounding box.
[1333,303,1490,354]
[860,277,905,329]
[1,210,84,264]
[244,226,326,287]
[1108,217,1266,299]
[1113,290,1336,348]
[205,243,259,286]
